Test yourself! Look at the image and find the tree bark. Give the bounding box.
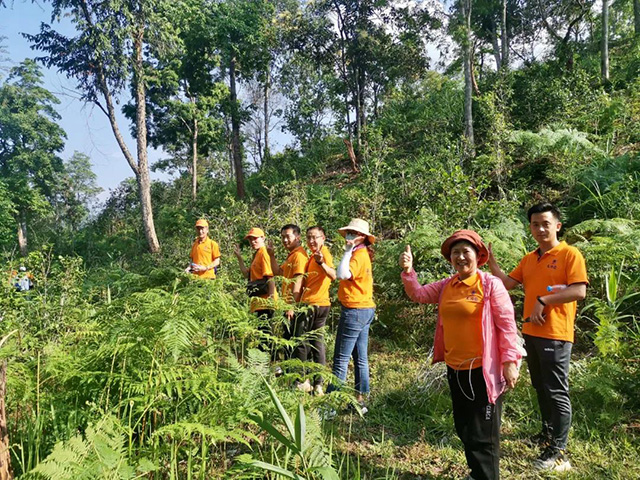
[0,361,13,480]
[17,212,27,257]
[491,23,502,71]
[462,0,475,157]
[229,57,245,199]
[263,66,271,164]
[133,26,160,253]
[501,0,509,68]
[635,0,640,36]
[601,0,610,83]
[191,114,198,201]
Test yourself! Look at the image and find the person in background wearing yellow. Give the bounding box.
[234,228,278,364]
[400,230,522,480]
[327,218,376,413]
[267,225,309,380]
[185,219,220,278]
[487,203,587,472]
[298,226,336,395]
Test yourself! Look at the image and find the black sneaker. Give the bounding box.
[533,446,572,472]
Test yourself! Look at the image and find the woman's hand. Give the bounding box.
[345,234,365,248]
[503,361,519,390]
[399,245,413,273]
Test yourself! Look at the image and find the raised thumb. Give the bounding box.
[404,245,411,254]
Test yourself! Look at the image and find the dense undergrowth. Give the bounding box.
[2,43,640,479]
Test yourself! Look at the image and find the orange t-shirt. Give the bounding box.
[190,237,221,279]
[280,246,308,303]
[249,246,277,312]
[509,241,588,342]
[338,247,375,309]
[301,246,334,307]
[440,273,484,370]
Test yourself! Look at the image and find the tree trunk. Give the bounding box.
[0,361,13,480]
[491,23,502,71]
[501,0,509,69]
[191,115,198,201]
[229,57,245,199]
[601,0,610,83]
[263,66,271,164]
[462,0,475,157]
[17,212,27,257]
[133,26,160,253]
[635,0,640,36]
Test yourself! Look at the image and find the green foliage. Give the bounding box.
[30,415,156,480]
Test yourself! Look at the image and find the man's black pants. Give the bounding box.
[447,366,502,480]
[524,333,572,450]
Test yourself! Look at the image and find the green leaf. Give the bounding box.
[295,401,306,454]
[248,413,299,453]
[248,460,304,479]
[263,377,297,443]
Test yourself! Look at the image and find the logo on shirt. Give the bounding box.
[466,289,482,303]
[547,259,558,270]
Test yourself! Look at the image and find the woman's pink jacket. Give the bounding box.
[401,269,523,404]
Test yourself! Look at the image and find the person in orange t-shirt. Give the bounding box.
[267,224,309,369]
[234,227,278,360]
[185,219,220,279]
[299,226,336,395]
[400,230,521,480]
[488,203,588,473]
[327,218,376,410]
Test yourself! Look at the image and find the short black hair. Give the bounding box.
[306,225,326,236]
[527,203,561,222]
[281,224,301,236]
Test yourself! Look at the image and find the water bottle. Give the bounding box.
[546,284,567,292]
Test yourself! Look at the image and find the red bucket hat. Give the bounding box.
[440,229,489,267]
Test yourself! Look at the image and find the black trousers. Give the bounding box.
[447,366,502,480]
[283,306,330,385]
[255,309,277,361]
[523,334,572,450]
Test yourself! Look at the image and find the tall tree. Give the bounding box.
[460,0,475,157]
[601,0,610,83]
[128,0,227,201]
[26,0,182,252]
[209,0,274,198]
[0,60,66,255]
[635,0,640,36]
[297,0,434,162]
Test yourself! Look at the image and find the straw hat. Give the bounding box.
[440,229,489,267]
[338,218,375,244]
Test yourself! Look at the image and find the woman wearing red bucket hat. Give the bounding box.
[399,230,523,480]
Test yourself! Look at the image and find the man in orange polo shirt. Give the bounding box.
[267,224,309,365]
[488,203,587,473]
[186,219,220,279]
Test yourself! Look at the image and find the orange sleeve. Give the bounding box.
[212,241,221,260]
[509,257,525,284]
[566,248,588,285]
[324,249,334,268]
[292,252,307,276]
[349,250,365,280]
[260,250,274,277]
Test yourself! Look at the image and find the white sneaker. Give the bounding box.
[533,446,572,472]
[296,379,312,393]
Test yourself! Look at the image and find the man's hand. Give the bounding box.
[399,245,413,273]
[266,239,275,256]
[313,250,324,264]
[487,243,498,270]
[191,263,205,273]
[233,244,242,258]
[285,309,294,321]
[530,299,546,325]
[503,361,519,390]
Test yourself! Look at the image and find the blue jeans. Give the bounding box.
[329,306,375,395]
